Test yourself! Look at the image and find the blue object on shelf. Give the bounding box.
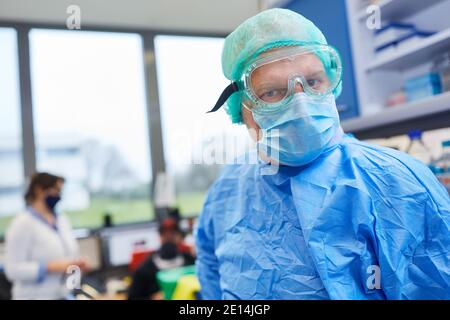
[374,22,415,50]
[373,22,436,53]
[375,30,435,52]
[375,22,416,35]
[404,73,442,102]
[407,129,423,140]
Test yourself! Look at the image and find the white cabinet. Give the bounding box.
[343,0,450,138]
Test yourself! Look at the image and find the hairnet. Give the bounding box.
[221,8,343,124]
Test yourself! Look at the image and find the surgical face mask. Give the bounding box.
[45,194,61,214]
[253,93,341,167]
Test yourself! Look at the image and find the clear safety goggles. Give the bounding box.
[208,44,343,115]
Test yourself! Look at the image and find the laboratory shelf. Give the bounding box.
[342,91,450,139]
[366,28,450,72]
[357,0,446,21]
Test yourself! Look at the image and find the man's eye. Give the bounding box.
[307,79,321,88]
[263,90,278,97]
[260,89,285,101]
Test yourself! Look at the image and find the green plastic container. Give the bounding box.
[156,265,196,300]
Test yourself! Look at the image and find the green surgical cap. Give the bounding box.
[221,8,342,124]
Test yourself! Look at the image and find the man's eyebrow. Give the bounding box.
[306,70,327,76]
[257,79,287,89]
[252,73,286,87]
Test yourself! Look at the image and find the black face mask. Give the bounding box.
[159,242,178,260]
[45,195,61,214]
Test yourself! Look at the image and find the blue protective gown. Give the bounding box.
[195,133,450,300]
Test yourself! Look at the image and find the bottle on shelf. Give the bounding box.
[430,140,450,195]
[405,130,432,165]
[432,51,450,93]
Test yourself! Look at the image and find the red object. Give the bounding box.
[386,91,406,107]
[128,242,192,273]
[128,241,194,273]
[159,218,181,234]
[162,218,177,229]
[129,249,153,273]
[177,242,193,255]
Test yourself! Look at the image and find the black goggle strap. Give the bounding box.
[207,82,240,113]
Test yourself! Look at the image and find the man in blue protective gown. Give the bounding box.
[196,8,450,300]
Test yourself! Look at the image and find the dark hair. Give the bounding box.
[24,172,65,205]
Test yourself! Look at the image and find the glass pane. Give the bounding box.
[0,28,24,236]
[30,29,152,229]
[155,35,251,217]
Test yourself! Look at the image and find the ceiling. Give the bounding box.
[0,0,278,33]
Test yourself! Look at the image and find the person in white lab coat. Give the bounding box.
[5,172,88,300]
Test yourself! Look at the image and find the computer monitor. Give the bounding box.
[77,235,102,272]
[102,225,161,267]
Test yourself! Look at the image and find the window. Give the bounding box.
[30,29,152,229]
[0,28,24,235]
[154,35,250,217]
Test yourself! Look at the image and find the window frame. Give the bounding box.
[0,20,226,239]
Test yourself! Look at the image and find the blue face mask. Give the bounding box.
[253,93,341,167]
[45,195,61,214]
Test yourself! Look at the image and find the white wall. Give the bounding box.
[0,0,261,33]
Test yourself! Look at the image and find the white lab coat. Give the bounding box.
[4,209,79,300]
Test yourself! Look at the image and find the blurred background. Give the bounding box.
[0,0,449,299]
